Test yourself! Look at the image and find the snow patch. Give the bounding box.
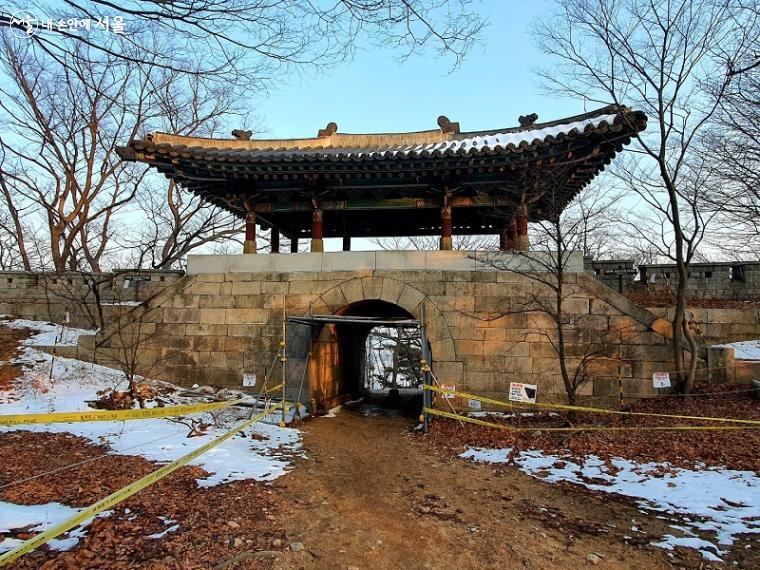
[461,446,760,560]
[0,320,302,487]
[1,318,94,347]
[712,339,760,361]
[0,502,110,553]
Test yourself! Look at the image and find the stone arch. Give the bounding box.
[312,276,461,384]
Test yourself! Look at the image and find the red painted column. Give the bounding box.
[311,207,324,253]
[270,228,280,254]
[507,218,517,250]
[516,204,529,251]
[440,205,453,251]
[243,212,256,254]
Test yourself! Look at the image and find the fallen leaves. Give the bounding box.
[424,384,760,473]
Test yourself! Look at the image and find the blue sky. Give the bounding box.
[252,0,602,251]
[256,0,596,139]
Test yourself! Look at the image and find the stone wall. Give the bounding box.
[77,252,725,410]
[648,307,760,344]
[639,262,760,299]
[585,259,760,300]
[0,270,184,327]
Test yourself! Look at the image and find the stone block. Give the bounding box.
[320,286,348,310]
[225,308,268,324]
[431,360,464,383]
[199,308,226,324]
[430,338,456,361]
[321,251,376,271]
[185,323,227,336]
[448,326,486,341]
[454,339,485,356]
[199,294,234,309]
[339,279,364,304]
[170,294,199,308]
[261,282,288,295]
[374,251,427,270]
[232,295,266,309]
[361,277,384,300]
[194,273,225,283]
[227,324,266,337]
[397,285,426,314]
[193,336,226,352]
[532,357,560,375]
[162,308,200,324]
[189,282,221,296]
[506,357,533,374]
[230,282,262,295]
[379,279,405,305]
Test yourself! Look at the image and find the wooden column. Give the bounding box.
[290,236,299,253]
[311,207,324,253]
[269,228,280,254]
[243,212,256,254]
[507,218,517,250]
[440,205,453,251]
[516,205,529,251]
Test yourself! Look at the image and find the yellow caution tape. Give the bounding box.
[0,401,284,567]
[423,407,760,432]
[423,384,760,426]
[0,399,248,427]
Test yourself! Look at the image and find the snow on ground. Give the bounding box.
[0,319,302,486]
[713,339,760,361]
[461,447,760,561]
[0,501,111,553]
[2,318,95,347]
[0,319,303,550]
[468,411,559,419]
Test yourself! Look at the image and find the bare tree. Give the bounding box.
[0,36,155,271]
[373,234,496,251]
[703,41,760,258]
[536,0,758,392]
[478,180,620,408]
[1,1,483,77]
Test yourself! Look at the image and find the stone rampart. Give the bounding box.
[76,252,728,409]
[0,270,183,327]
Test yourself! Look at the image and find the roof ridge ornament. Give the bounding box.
[518,113,539,129]
[231,129,253,140]
[317,122,338,137]
[437,115,460,134]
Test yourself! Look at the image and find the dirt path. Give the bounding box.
[271,410,677,570]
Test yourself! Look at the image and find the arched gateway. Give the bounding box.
[78,106,720,411]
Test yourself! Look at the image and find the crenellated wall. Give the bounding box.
[0,270,183,327]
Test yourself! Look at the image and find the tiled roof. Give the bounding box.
[121,105,645,164]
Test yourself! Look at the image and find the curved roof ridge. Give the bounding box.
[142,104,631,151]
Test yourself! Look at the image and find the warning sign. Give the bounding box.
[509,382,537,403]
[652,372,671,388]
[242,373,257,387]
[441,384,456,399]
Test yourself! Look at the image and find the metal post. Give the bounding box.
[280,294,287,427]
[420,303,432,431]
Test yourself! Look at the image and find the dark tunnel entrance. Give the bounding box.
[288,300,428,415]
